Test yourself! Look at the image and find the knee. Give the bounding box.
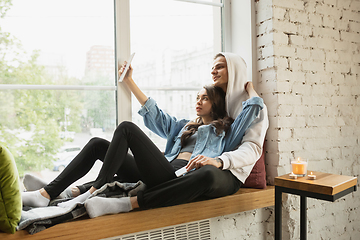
[119,121,134,128]
[115,121,138,135]
[196,166,220,186]
[116,121,134,131]
[88,137,108,147]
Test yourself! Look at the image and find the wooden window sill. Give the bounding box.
[1,186,275,240]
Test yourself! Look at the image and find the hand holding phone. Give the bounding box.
[118,53,135,82]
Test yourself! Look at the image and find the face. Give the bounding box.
[211,56,228,91]
[195,88,212,119]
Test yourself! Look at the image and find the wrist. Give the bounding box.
[123,77,133,84]
[215,157,223,170]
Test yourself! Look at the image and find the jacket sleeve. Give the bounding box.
[138,97,186,139]
[220,104,269,170]
[225,97,264,152]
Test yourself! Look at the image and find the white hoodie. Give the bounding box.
[218,52,269,184]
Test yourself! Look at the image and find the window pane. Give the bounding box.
[2,0,115,84]
[130,0,221,150]
[0,89,116,183]
[0,0,116,185]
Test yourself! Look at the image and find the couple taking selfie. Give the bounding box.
[22,52,268,218]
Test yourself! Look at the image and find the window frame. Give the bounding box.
[0,0,256,127]
[114,0,232,124]
[221,0,256,83]
[0,0,119,125]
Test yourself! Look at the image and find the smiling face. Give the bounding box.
[211,56,228,92]
[195,88,213,123]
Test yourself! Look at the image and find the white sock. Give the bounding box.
[23,173,74,199]
[22,191,50,207]
[85,197,133,218]
[57,190,91,208]
[23,173,48,191]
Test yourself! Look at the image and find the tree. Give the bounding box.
[82,72,116,131]
[0,0,83,175]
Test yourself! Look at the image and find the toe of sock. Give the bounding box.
[84,199,99,218]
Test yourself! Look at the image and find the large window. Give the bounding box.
[0,0,116,184]
[0,0,223,185]
[128,0,222,149]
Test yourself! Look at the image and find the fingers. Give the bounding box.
[186,155,212,171]
[245,81,253,92]
[118,61,127,74]
[186,155,199,171]
[118,61,133,82]
[117,60,122,71]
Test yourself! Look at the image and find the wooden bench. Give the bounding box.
[1,186,275,240]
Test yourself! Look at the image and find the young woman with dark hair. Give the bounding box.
[22,54,264,219]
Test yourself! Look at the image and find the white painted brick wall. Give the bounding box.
[212,0,359,239]
[211,208,274,240]
[269,0,359,238]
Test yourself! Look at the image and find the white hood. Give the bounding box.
[217,52,269,184]
[220,52,250,119]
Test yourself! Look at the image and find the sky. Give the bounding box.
[2,0,215,79]
[2,0,115,78]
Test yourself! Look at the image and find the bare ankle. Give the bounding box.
[71,187,80,197]
[130,196,139,209]
[89,186,97,194]
[39,188,51,200]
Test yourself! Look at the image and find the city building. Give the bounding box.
[85,45,115,77]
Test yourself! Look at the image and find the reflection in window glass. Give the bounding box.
[130,0,221,150]
[0,0,115,185]
[0,89,116,183]
[2,0,115,83]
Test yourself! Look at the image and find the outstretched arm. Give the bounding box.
[119,62,148,106]
[120,62,189,139]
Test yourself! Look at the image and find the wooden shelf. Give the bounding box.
[0,186,275,240]
[274,171,357,196]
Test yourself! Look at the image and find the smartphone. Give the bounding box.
[118,52,135,82]
[175,166,188,177]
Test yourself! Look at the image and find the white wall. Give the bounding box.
[211,0,360,239]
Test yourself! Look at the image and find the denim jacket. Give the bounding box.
[138,97,264,162]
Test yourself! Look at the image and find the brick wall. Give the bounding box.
[212,0,359,239]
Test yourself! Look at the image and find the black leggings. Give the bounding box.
[44,121,242,208]
[44,121,186,199]
[138,165,242,209]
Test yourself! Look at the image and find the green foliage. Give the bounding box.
[83,73,116,131]
[0,0,83,175]
[0,0,12,18]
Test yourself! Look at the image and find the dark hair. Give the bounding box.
[180,85,234,146]
[214,53,224,60]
